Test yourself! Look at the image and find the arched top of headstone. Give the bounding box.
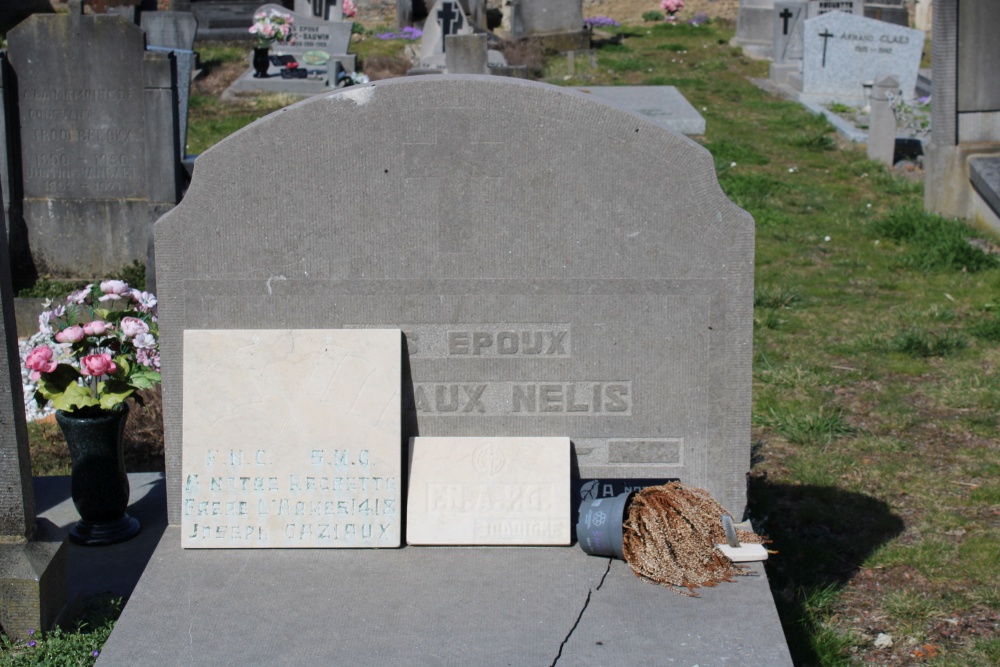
[161,75,751,283]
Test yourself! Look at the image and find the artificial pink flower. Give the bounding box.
[120,317,149,338]
[661,0,684,13]
[137,348,161,370]
[83,320,110,336]
[343,0,357,18]
[80,353,117,377]
[25,346,58,379]
[98,280,131,301]
[55,325,85,344]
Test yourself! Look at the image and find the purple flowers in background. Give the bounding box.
[689,12,709,26]
[376,26,422,40]
[584,16,620,28]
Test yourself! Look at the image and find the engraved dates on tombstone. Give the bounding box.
[13,27,147,199]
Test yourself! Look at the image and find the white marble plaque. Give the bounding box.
[406,437,571,545]
[182,329,401,548]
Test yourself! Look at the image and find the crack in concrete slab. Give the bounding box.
[549,558,613,667]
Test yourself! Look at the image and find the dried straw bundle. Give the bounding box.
[622,482,764,596]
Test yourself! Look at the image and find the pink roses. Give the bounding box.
[25,346,57,380]
[80,353,117,377]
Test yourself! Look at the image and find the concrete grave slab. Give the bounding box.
[735,0,775,58]
[181,329,401,548]
[96,529,792,666]
[572,85,706,135]
[800,10,924,103]
[773,1,807,64]
[406,436,570,545]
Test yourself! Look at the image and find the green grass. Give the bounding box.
[0,597,120,666]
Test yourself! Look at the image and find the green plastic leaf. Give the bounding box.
[51,383,99,412]
[97,380,135,410]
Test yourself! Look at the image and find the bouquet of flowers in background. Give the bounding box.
[249,8,295,49]
[343,0,357,18]
[25,281,160,417]
[661,0,685,23]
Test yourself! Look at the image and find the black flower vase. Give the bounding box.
[253,47,270,78]
[56,404,140,546]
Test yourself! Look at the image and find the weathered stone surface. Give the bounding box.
[407,436,570,545]
[445,33,488,74]
[4,5,180,277]
[801,10,923,103]
[735,0,775,55]
[295,0,343,22]
[511,0,582,37]
[155,76,754,526]
[182,329,401,548]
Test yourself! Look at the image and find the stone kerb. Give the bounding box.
[154,76,755,526]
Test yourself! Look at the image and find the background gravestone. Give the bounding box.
[799,11,923,104]
[419,0,472,64]
[734,0,775,58]
[295,0,343,22]
[925,0,1000,228]
[3,3,181,280]
[770,1,807,85]
[141,11,198,162]
[510,0,588,52]
[154,75,755,526]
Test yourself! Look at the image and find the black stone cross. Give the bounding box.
[438,1,464,51]
[779,8,793,35]
[819,29,834,67]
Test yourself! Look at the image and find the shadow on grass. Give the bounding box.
[749,475,905,666]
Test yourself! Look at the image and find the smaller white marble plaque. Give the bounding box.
[182,329,401,549]
[406,437,571,545]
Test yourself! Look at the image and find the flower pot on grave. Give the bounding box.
[576,492,634,560]
[56,404,140,546]
[253,47,271,78]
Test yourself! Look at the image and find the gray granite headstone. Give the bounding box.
[800,11,923,103]
[142,11,198,159]
[445,33,488,74]
[773,1,807,63]
[5,3,180,278]
[956,0,1000,114]
[735,0,775,56]
[155,76,755,525]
